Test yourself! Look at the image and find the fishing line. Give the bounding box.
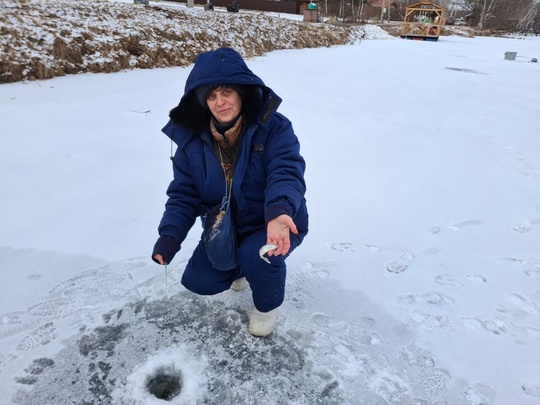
[164,263,173,310]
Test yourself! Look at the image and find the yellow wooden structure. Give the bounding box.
[401,0,446,41]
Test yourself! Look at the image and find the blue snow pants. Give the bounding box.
[181,228,300,312]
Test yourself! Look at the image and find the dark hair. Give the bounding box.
[195,84,246,107]
[169,85,264,133]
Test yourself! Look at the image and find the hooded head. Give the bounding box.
[169,48,278,132]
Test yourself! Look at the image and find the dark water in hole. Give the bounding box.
[147,373,182,400]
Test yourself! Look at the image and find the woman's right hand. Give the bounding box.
[153,254,165,265]
[152,235,180,265]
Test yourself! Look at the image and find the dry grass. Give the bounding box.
[0,0,369,84]
[52,37,83,64]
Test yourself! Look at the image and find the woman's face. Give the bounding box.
[206,87,242,125]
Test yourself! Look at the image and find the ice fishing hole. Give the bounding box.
[146,366,183,401]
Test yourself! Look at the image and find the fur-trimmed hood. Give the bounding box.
[168,48,282,133]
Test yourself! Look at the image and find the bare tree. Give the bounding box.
[515,0,537,30]
[356,0,366,21]
[480,0,498,27]
[462,0,538,29]
[533,2,540,32]
[321,0,538,28]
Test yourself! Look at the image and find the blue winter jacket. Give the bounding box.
[155,48,308,258]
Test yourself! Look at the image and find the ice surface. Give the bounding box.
[1,29,539,405]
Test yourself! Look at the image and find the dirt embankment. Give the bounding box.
[1,0,381,84]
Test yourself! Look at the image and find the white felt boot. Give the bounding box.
[248,308,278,337]
[230,277,249,291]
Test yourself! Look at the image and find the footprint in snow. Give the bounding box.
[460,383,496,405]
[387,252,415,274]
[409,311,453,330]
[327,242,355,252]
[0,353,18,374]
[461,317,507,335]
[506,293,539,315]
[428,219,484,234]
[435,273,487,286]
[16,322,58,352]
[396,292,455,308]
[512,218,540,233]
[386,248,441,274]
[499,257,540,278]
[301,261,334,279]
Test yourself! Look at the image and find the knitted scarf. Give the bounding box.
[210,116,243,185]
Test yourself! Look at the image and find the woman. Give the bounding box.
[152,48,308,337]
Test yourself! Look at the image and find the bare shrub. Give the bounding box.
[52,36,83,64]
[0,62,25,84]
[89,60,117,74]
[99,42,114,55]
[81,31,94,41]
[71,36,94,56]
[116,52,133,71]
[122,35,144,57]
[43,20,59,29]
[156,29,183,42]
[88,26,106,36]
[26,59,57,81]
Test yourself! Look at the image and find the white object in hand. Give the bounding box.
[259,244,278,264]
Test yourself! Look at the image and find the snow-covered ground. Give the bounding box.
[1,34,539,404]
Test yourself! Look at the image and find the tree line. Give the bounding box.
[320,0,539,33]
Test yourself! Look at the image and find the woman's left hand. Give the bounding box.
[266,214,298,257]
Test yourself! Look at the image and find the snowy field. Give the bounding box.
[1,34,539,404]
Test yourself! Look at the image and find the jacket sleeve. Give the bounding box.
[263,113,306,222]
[156,145,203,245]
